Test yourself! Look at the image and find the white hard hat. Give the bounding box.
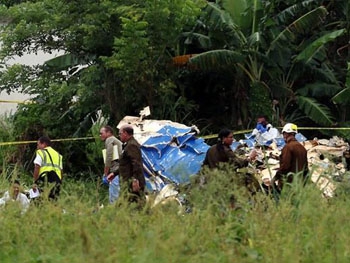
[282,123,298,134]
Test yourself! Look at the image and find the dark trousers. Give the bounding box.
[36,171,62,201]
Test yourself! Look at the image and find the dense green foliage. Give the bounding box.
[184,0,350,128]
[0,0,204,174]
[1,169,350,262]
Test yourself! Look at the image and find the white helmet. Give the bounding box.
[282,123,298,134]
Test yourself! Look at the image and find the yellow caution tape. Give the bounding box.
[1,126,350,146]
[0,99,34,104]
[51,137,95,142]
[202,127,350,140]
[296,127,350,130]
[0,140,36,146]
[0,137,95,146]
[202,129,253,140]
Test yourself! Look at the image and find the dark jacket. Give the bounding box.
[203,143,248,169]
[275,137,308,183]
[119,137,145,190]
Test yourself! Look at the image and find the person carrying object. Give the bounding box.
[100,125,123,204]
[118,124,146,206]
[33,136,63,201]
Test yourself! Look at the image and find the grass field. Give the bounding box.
[1,169,350,263]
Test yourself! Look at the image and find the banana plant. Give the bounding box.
[332,62,350,126]
[185,0,346,128]
[267,4,345,127]
[186,0,271,126]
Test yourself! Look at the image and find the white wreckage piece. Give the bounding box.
[116,108,203,208]
[116,117,199,146]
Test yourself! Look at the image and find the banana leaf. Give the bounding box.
[189,50,245,70]
[295,29,346,63]
[297,96,334,126]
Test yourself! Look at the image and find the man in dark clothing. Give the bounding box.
[118,124,146,205]
[202,129,260,207]
[203,129,256,169]
[273,123,308,190]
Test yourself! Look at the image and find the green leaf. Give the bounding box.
[287,6,328,34]
[188,49,245,70]
[44,53,94,71]
[332,63,350,105]
[297,96,334,126]
[205,2,238,31]
[204,2,245,43]
[332,88,350,105]
[295,29,346,63]
[275,0,319,24]
[182,32,212,49]
[270,6,328,51]
[297,82,342,97]
[221,0,250,30]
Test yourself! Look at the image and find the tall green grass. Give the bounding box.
[0,116,18,181]
[0,169,350,263]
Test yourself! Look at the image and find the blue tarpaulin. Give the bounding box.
[118,115,309,192]
[139,124,308,191]
[140,125,210,191]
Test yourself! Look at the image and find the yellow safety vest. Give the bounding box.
[37,147,63,179]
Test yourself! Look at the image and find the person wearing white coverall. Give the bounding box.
[249,115,280,145]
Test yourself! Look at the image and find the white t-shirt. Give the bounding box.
[34,154,43,166]
[0,191,30,213]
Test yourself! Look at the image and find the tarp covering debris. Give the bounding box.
[118,111,349,197]
[117,116,209,192]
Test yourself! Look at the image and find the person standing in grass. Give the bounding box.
[33,136,63,201]
[0,179,30,213]
[272,123,308,191]
[118,124,146,206]
[99,125,123,204]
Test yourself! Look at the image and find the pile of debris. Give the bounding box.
[117,108,350,199]
[252,135,349,198]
